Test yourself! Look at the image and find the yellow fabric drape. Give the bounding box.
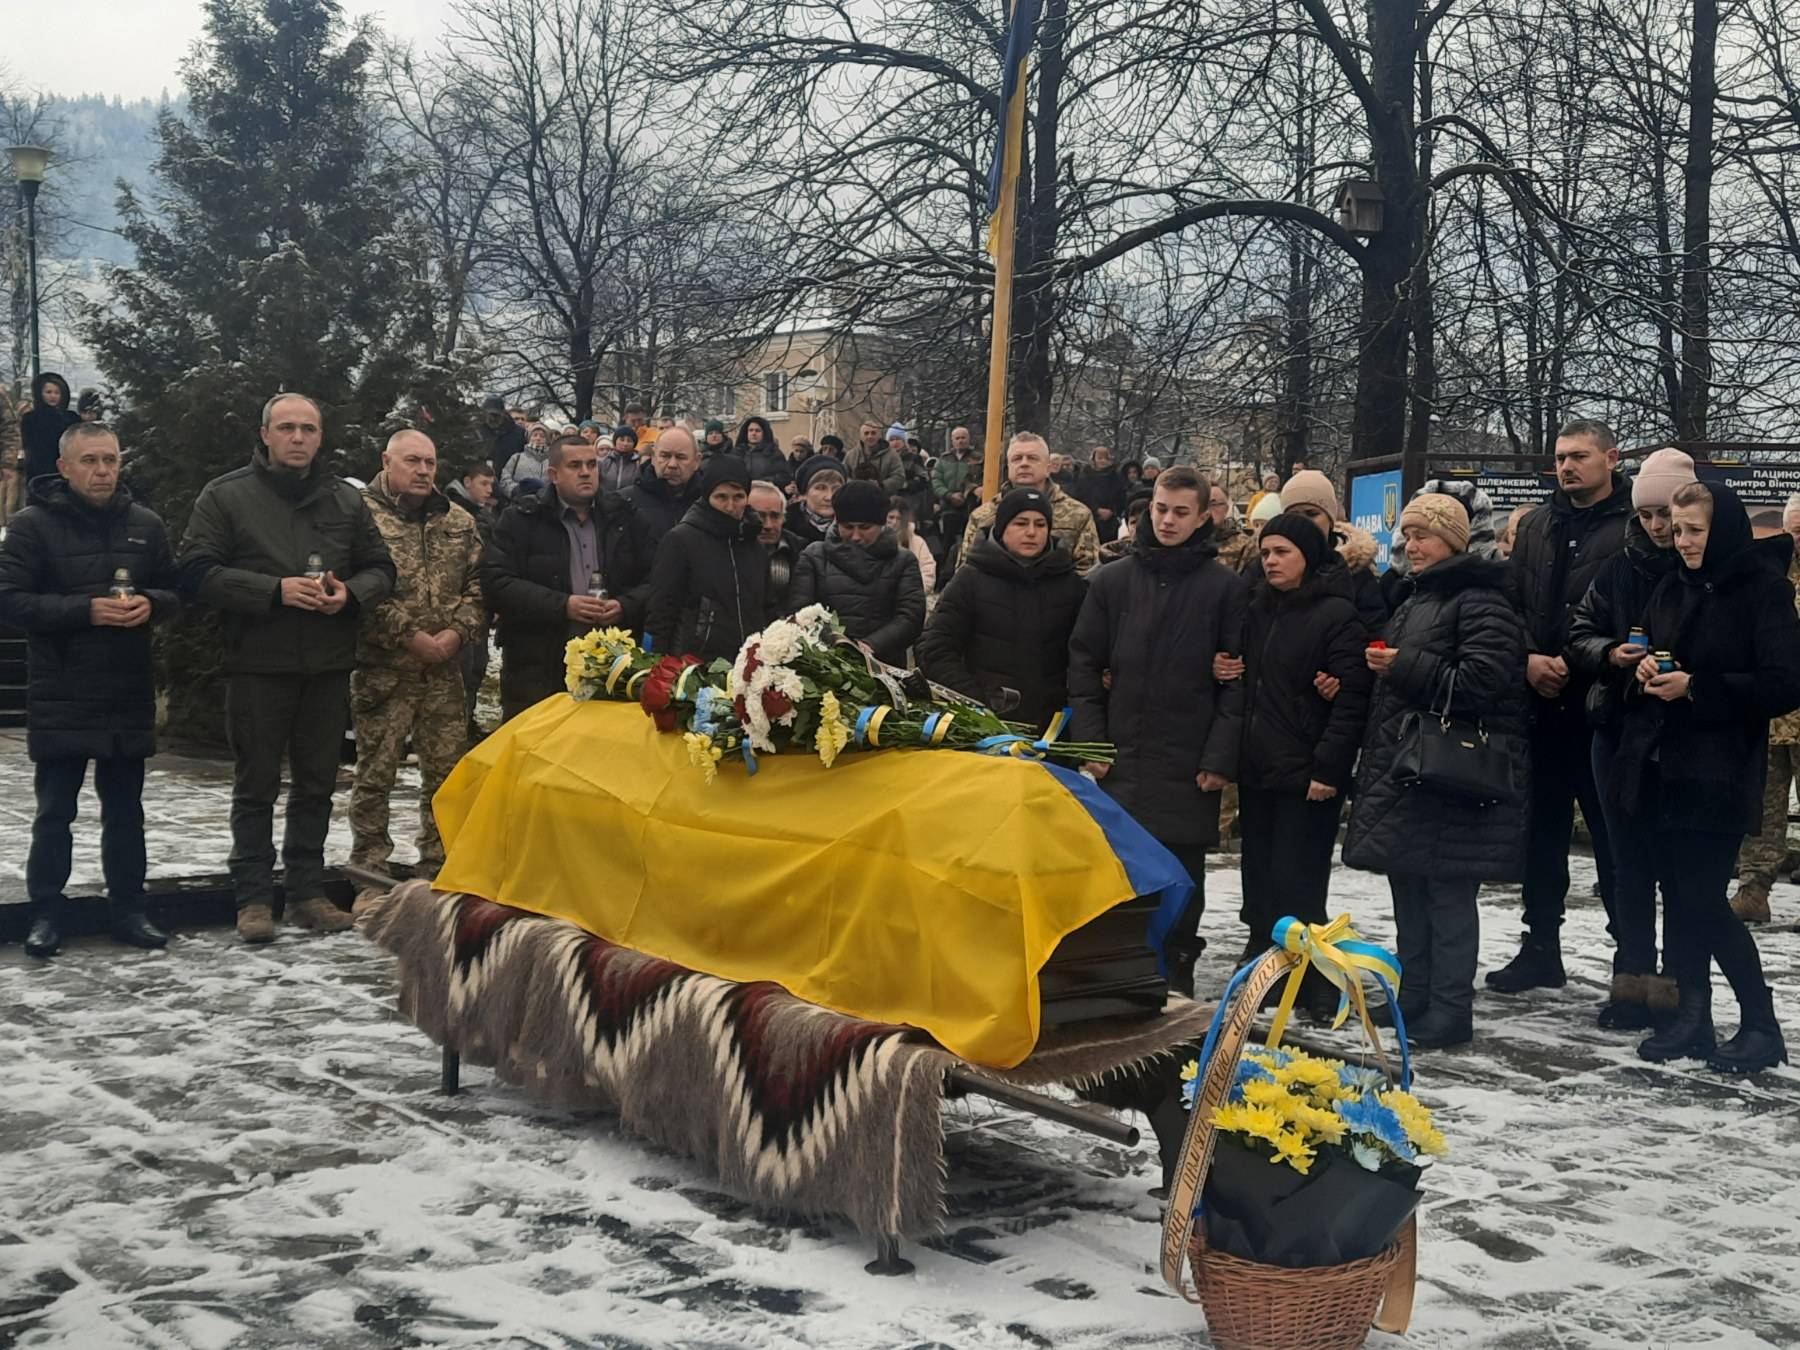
[433,698,1140,1067]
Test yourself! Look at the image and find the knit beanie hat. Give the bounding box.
[796,454,846,493]
[1258,511,1331,570]
[1248,492,1283,525]
[699,454,751,497]
[833,479,889,526]
[1631,447,1698,509]
[612,425,636,445]
[886,423,908,441]
[819,434,845,454]
[1142,456,1163,471]
[704,419,726,436]
[1400,493,1471,553]
[993,487,1052,537]
[481,394,506,412]
[1280,469,1342,523]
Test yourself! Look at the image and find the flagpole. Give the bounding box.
[981,4,1028,505]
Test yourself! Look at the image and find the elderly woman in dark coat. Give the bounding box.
[1343,494,1528,1050]
[1612,481,1800,1074]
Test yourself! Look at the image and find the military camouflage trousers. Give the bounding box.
[1738,742,1800,889]
[349,665,468,873]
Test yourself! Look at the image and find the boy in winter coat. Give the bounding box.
[1068,467,1247,996]
[789,479,925,665]
[918,487,1085,730]
[1343,494,1529,1049]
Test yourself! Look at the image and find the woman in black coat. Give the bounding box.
[21,372,80,483]
[1343,494,1528,1050]
[1565,448,1695,1029]
[1067,467,1247,993]
[1613,481,1800,1074]
[788,479,924,665]
[917,488,1085,730]
[1231,514,1373,972]
[644,455,769,662]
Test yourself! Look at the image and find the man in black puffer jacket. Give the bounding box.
[645,456,770,662]
[1345,495,1529,1048]
[1068,467,1247,995]
[918,487,1086,730]
[789,479,925,665]
[1492,419,1632,994]
[0,424,180,957]
[483,434,654,720]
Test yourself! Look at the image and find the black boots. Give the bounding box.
[111,906,169,950]
[1406,1009,1473,1050]
[1638,984,1715,1062]
[24,911,61,959]
[1709,990,1788,1075]
[1485,933,1567,993]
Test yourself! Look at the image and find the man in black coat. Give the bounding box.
[645,455,770,662]
[477,395,526,497]
[1491,418,1632,994]
[181,394,397,943]
[1068,466,1247,995]
[20,372,80,483]
[750,479,803,615]
[1071,444,1128,544]
[482,434,654,721]
[624,425,702,547]
[0,424,180,957]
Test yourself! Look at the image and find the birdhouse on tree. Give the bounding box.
[1334,179,1384,236]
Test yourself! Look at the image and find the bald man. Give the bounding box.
[348,430,486,912]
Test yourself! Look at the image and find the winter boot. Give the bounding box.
[237,904,277,945]
[1406,1007,1473,1050]
[288,897,354,934]
[23,902,62,959]
[1598,972,1654,1031]
[1708,990,1789,1075]
[1729,884,1772,925]
[110,906,169,951]
[1485,933,1566,993]
[1644,974,1680,1015]
[1638,983,1715,1062]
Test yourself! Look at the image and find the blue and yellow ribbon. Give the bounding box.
[853,705,893,748]
[974,707,1070,760]
[1265,913,1409,1088]
[605,654,636,695]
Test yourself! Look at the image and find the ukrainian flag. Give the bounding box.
[984,0,1042,257]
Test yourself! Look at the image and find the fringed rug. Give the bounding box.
[361,881,1212,1239]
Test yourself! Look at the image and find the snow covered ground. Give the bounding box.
[3,736,1800,1349]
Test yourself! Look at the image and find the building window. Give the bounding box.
[762,371,790,414]
[708,384,737,419]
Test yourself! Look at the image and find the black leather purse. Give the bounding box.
[1392,667,1522,806]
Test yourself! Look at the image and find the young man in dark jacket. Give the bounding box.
[646,455,769,662]
[1068,467,1247,995]
[20,371,80,483]
[179,394,396,943]
[0,424,180,957]
[1566,447,1696,1029]
[918,487,1085,730]
[482,434,654,720]
[1491,418,1632,994]
[789,479,925,665]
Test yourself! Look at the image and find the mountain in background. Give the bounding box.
[46,93,174,266]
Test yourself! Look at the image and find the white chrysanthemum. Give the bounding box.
[755,621,802,667]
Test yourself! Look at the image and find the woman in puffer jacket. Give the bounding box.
[1343,494,1528,1051]
[788,479,925,665]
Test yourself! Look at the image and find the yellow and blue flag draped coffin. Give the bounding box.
[432,697,1195,1068]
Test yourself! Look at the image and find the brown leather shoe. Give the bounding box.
[237,904,277,944]
[288,897,354,933]
[1730,885,1772,925]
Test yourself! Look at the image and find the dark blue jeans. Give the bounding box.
[27,755,148,914]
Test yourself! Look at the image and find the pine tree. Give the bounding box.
[87,0,480,737]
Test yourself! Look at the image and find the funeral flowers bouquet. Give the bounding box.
[563,606,1113,781]
[1178,1042,1444,1269]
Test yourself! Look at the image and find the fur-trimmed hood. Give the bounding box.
[1334,521,1379,574]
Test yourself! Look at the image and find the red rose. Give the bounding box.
[641,654,700,734]
[761,688,793,720]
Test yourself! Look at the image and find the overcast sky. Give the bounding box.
[9,0,458,103]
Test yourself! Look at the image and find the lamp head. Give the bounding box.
[7,145,51,186]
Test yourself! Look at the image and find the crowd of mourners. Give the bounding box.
[1,383,1795,1079]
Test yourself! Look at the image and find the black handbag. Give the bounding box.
[1392,667,1522,805]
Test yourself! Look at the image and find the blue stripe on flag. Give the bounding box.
[983,0,1044,215]
[1042,762,1195,977]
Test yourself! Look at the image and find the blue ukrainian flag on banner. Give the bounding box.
[984,0,1043,256]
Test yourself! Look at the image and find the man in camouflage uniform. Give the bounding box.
[1731,494,1800,924]
[349,430,485,912]
[959,432,1101,574]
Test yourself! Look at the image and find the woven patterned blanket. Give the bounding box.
[362,881,1211,1238]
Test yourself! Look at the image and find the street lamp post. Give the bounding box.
[8,145,51,383]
